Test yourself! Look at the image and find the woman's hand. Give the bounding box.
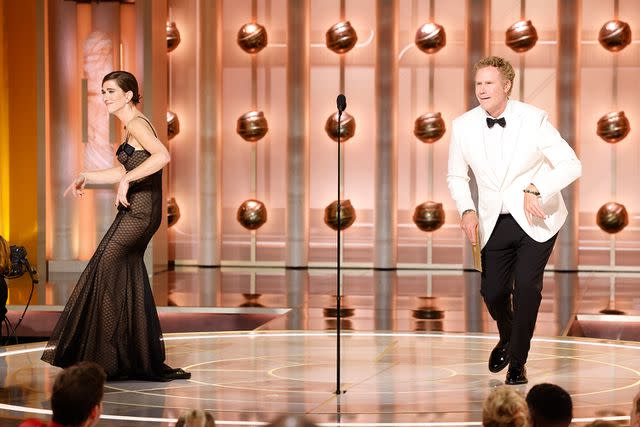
[63,174,87,198]
[115,176,130,208]
[524,184,546,225]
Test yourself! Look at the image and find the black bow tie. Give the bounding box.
[486,117,506,128]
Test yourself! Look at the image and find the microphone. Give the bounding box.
[336,94,346,113]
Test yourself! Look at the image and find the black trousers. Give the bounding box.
[480,214,557,368]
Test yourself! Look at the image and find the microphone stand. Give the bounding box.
[335,105,343,395]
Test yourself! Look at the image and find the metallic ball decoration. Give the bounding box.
[237,199,268,230]
[413,201,445,232]
[599,307,625,315]
[596,202,629,234]
[505,20,538,53]
[237,22,268,54]
[412,296,444,320]
[324,199,356,231]
[324,112,356,142]
[598,19,632,52]
[240,293,265,308]
[167,197,180,228]
[414,22,446,54]
[166,21,181,52]
[237,111,269,142]
[167,111,180,140]
[325,21,358,54]
[323,295,355,318]
[597,111,630,143]
[414,112,446,143]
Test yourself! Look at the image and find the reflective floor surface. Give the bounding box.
[2,268,640,426]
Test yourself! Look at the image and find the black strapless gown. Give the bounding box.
[42,136,186,381]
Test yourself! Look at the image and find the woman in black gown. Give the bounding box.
[42,71,190,381]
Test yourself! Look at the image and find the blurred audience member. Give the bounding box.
[266,415,319,427]
[583,421,621,427]
[175,410,216,427]
[483,386,530,427]
[631,389,640,427]
[19,362,106,427]
[526,383,572,427]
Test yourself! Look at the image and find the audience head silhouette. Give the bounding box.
[482,386,530,427]
[175,410,216,427]
[266,415,319,427]
[526,383,573,427]
[51,362,106,427]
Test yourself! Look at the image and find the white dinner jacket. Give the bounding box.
[447,100,582,249]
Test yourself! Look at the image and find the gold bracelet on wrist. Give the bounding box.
[523,188,540,196]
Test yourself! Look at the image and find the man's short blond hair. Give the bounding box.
[482,386,530,427]
[474,56,516,96]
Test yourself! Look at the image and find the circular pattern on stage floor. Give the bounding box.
[0,331,636,426]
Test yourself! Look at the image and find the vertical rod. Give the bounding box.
[374,0,399,268]
[49,0,79,261]
[285,0,310,267]
[251,0,258,263]
[197,0,223,266]
[555,0,581,271]
[336,109,342,394]
[337,1,346,396]
[409,0,418,211]
[426,0,435,265]
[264,0,272,207]
[609,3,619,269]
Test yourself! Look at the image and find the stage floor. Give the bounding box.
[0,331,637,426]
[1,268,640,426]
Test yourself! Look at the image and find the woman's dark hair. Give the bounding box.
[102,70,141,105]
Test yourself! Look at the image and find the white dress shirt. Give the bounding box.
[482,100,512,214]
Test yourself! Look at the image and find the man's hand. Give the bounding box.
[460,210,479,245]
[524,184,546,225]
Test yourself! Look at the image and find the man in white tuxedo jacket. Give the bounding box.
[447,56,581,385]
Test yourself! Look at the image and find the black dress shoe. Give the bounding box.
[488,341,510,373]
[505,365,527,385]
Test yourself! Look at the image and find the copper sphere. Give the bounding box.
[414,112,446,143]
[414,22,446,54]
[412,296,444,320]
[325,21,358,54]
[597,111,630,143]
[167,197,180,228]
[237,111,269,142]
[505,20,538,53]
[323,295,355,318]
[413,201,445,232]
[596,202,629,234]
[166,21,181,52]
[167,111,180,140]
[598,19,632,52]
[237,199,268,230]
[237,22,268,54]
[240,293,265,308]
[324,112,355,142]
[324,199,356,231]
